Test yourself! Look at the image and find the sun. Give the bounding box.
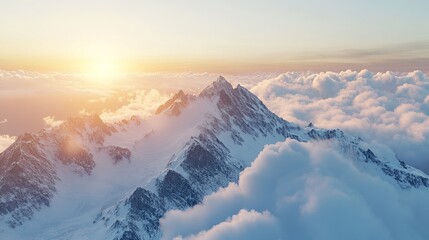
[86,61,122,84]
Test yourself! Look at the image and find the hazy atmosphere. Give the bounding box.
[1,1,429,72]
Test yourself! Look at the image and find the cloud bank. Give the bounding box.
[161,139,429,240]
[43,116,63,128]
[0,135,15,152]
[0,70,274,136]
[99,89,170,123]
[250,70,429,172]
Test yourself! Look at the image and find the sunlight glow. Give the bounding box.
[85,60,122,84]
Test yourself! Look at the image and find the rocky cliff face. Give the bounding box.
[0,133,56,228]
[0,115,115,228]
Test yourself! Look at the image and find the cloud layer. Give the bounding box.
[1,69,428,173]
[161,139,429,240]
[43,116,63,128]
[0,135,15,152]
[99,89,170,123]
[251,70,429,172]
[0,70,274,136]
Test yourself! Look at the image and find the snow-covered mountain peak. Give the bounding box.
[56,114,114,145]
[155,90,195,116]
[16,132,38,144]
[217,75,227,82]
[199,75,234,98]
[59,115,111,134]
[213,75,230,87]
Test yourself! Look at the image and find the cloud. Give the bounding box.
[0,119,15,152]
[317,41,429,61]
[87,97,107,103]
[161,139,429,240]
[118,72,277,94]
[43,116,63,128]
[250,70,429,173]
[0,135,16,152]
[0,70,274,136]
[173,210,278,240]
[99,89,170,123]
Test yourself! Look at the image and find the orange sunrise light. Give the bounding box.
[85,60,122,85]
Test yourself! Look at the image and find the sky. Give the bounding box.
[0,1,428,169]
[1,0,429,73]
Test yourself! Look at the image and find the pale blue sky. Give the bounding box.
[0,0,428,72]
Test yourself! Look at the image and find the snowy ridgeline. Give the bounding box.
[0,76,428,240]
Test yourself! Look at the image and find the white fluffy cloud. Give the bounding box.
[173,210,278,240]
[99,89,170,123]
[43,116,63,128]
[0,70,274,136]
[0,135,16,152]
[250,70,429,172]
[161,139,429,240]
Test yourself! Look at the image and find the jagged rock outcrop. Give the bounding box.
[0,133,57,228]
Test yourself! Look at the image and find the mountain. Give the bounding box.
[0,76,428,240]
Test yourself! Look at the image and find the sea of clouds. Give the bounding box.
[154,69,429,239]
[98,68,429,177]
[1,69,429,239]
[251,70,429,173]
[1,69,428,171]
[160,139,429,240]
[1,69,428,170]
[0,70,274,144]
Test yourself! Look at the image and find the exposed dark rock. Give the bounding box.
[155,90,194,116]
[104,146,132,164]
[119,230,141,240]
[156,170,201,209]
[0,133,57,227]
[308,129,344,140]
[120,188,166,238]
[59,115,114,144]
[56,136,94,175]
